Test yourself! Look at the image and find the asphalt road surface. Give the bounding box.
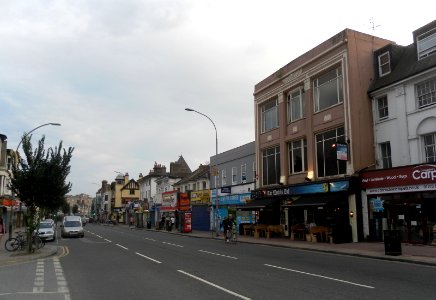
[1,223,436,299]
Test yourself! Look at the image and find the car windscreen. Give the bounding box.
[39,222,53,228]
[64,221,81,227]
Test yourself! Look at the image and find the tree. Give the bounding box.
[72,204,79,215]
[61,199,71,215]
[10,134,74,252]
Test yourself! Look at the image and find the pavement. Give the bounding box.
[1,226,436,267]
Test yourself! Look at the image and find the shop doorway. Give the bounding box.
[385,195,427,244]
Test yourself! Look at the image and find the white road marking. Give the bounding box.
[33,260,45,292]
[96,235,102,238]
[162,241,184,247]
[198,250,238,260]
[135,252,162,264]
[178,270,251,300]
[264,264,375,289]
[53,257,71,298]
[116,244,128,250]
[144,237,156,242]
[104,239,112,242]
[31,258,70,300]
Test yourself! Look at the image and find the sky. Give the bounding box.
[1,0,434,196]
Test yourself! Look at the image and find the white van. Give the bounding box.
[61,216,85,238]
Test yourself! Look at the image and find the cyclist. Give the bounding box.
[222,214,236,243]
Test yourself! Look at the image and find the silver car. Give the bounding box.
[61,219,85,238]
[37,221,56,241]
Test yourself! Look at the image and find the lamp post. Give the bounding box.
[185,108,219,237]
[10,122,61,238]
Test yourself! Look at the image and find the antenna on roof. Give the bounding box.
[369,17,381,31]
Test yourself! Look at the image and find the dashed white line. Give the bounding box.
[162,241,184,248]
[53,257,71,298]
[178,270,251,300]
[135,252,162,264]
[198,250,238,260]
[144,237,156,242]
[264,264,375,289]
[104,239,112,243]
[116,244,128,250]
[33,260,45,292]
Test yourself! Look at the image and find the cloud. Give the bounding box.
[1,0,435,195]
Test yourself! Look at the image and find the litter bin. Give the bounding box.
[384,230,402,256]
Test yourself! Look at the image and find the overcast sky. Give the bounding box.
[1,0,434,196]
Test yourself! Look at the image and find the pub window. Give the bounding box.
[316,127,346,177]
[262,146,281,185]
[313,67,343,112]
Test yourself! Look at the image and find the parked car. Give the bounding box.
[81,216,89,225]
[43,218,55,226]
[61,216,84,238]
[36,221,56,241]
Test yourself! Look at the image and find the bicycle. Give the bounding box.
[4,231,44,252]
[225,225,237,244]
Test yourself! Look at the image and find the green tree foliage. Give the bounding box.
[72,204,79,215]
[10,134,74,252]
[61,199,71,215]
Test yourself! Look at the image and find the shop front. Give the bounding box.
[249,178,358,243]
[361,164,436,244]
[190,190,211,231]
[212,191,253,233]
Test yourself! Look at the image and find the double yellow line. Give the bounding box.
[56,246,69,258]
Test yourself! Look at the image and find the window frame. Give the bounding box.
[417,27,436,60]
[423,133,436,163]
[416,77,436,108]
[380,142,392,168]
[287,88,305,123]
[261,98,279,133]
[378,52,391,76]
[377,95,389,120]
[313,67,344,112]
[262,146,281,186]
[232,167,237,184]
[315,127,347,178]
[221,169,227,186]
[241,164,247,182]
[288,138,308,174]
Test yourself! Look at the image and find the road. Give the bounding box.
[1,223,436,299]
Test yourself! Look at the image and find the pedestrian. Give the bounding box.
[0,217,4,236]
[161,216,165,230]
[170,216,175,231]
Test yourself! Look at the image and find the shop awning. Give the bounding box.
[283,194,342,207]
[237,198,280,210]
[286,198,327,207]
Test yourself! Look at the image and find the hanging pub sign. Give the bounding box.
[336,143,348,161]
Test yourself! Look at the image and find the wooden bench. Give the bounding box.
[308,226,330,242]
[254,225,267,238]
[243,224,254,236]
[291,224,306,240]
[266,225,284,238]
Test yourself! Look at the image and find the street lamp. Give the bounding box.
[10,122,61,238]
[185,108,219,237]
